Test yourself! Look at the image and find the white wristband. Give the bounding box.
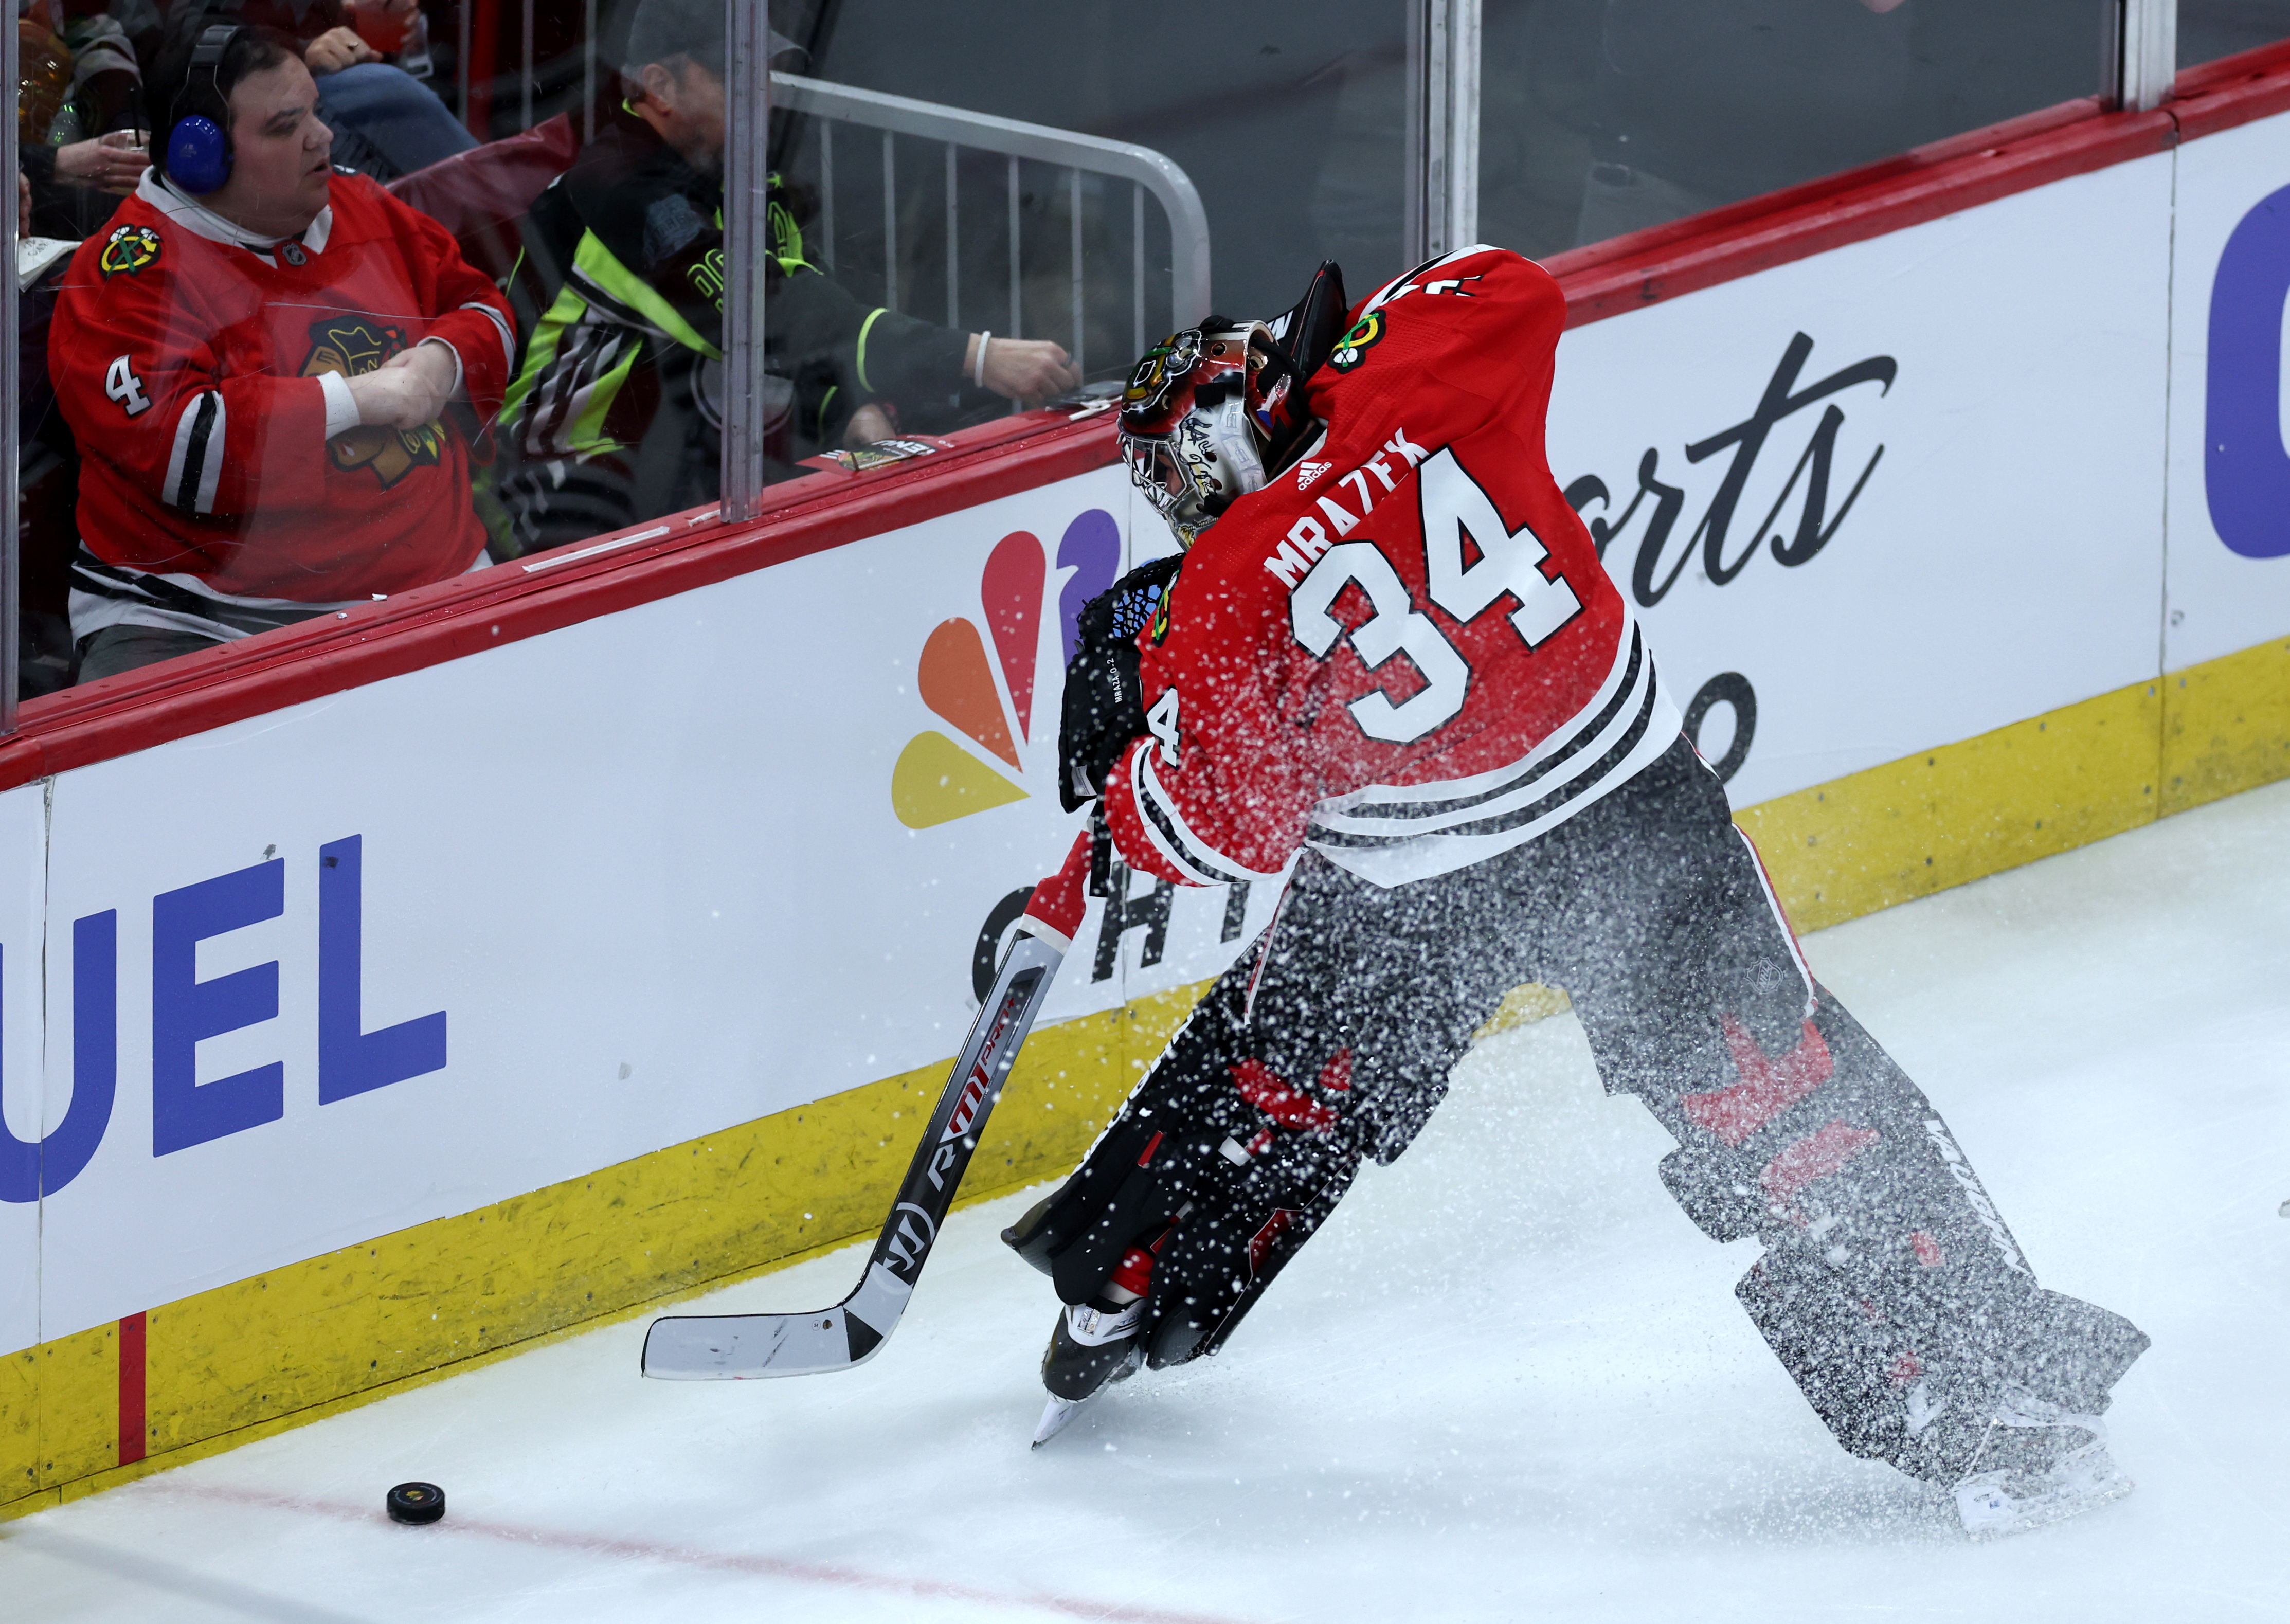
[973,331,991,388]
[318,369,359,439]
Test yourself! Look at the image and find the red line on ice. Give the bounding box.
[173,1484,1268,1624]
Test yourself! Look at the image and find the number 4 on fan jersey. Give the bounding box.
[104,354,152,417]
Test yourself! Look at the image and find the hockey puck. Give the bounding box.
[385,1482,446,1525]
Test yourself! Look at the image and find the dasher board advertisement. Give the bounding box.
[7,470,1280,1349]
[2167,111,2290,671]
[1546,153,2174,811]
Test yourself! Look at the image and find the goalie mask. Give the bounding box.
[1119,262,1349,548]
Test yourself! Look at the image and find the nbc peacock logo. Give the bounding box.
[891,509,1124,828]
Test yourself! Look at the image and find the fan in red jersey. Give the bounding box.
[1007,249,2149,1538]
[49,23,515,683]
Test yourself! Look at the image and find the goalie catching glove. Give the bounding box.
[1057,554,1183,811]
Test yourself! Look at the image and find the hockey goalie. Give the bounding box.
[1002,247,2149,1538]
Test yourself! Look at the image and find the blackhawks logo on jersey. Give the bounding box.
[1328,310,1384,371]
[98,224,163,279]
[301,317,444,489]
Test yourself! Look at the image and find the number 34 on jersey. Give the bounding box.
[1281,444,1582,745]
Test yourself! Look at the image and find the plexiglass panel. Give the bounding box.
[2179,1,2290,69]
[12,2,783,687]
[1479,0,2117,260]
[774,1,1412,379]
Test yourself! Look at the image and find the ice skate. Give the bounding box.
[1031,1292,1147,1448]
[1026,1226,1166,1448]
[1953,1390,2133,1537]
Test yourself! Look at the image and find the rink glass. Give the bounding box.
[4,2,769,698]
[1477,0,2122,258]
[2179,0,2290,68]
[15,3,2290,718]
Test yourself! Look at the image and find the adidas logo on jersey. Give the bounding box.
[1293,460,1333,490]
[1263,428,1434,588]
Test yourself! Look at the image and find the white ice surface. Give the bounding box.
[7,781,2289,1624]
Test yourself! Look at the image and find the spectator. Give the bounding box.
[48,22,516,682]
[489,0,1080,556]
[20,0,153,239]
[167,0,475,179]
[29,0,145,137]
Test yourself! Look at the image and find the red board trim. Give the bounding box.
[2169,38,2290,140]
[117,1312,146,1466]
[12,44,2290,787]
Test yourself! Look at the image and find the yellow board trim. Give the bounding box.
[2161,636,2290,815]
[1740,678,2165,933]
[7,633,2288,1519]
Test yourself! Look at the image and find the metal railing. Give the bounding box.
[445,5,1209,372]
[2119,0,2179,111]
[769,73,1212,378]
[719,2,774,521]
[445,0,1211,370]
[3,11,20,734]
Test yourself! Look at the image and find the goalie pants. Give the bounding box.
[1033,735,2146,1483]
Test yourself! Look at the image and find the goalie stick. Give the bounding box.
[641,825,1096,1380]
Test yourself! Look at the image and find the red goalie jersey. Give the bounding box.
[50,173,516,602]
[1104,246,1681,890]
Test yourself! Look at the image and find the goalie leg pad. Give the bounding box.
[1679,997,2150,1482]
[1543,772,2154,1481]
[1736,1239,1997,1482]
[1000,954,1366,1364]
[1139,1109,1361,1368]
[1736,1242,2151,1484]
[1001,971,1257,1307]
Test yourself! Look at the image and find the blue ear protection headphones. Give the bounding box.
[166,25,243,194]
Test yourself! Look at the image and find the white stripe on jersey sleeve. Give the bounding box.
[1127,747,1226,886]
[1133,750,1280,886]
[164,394,201,510]
[462,300,515,374]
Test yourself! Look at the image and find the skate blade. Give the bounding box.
[1956,1460,2135,1538]
[1032,1394,1089,1449]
